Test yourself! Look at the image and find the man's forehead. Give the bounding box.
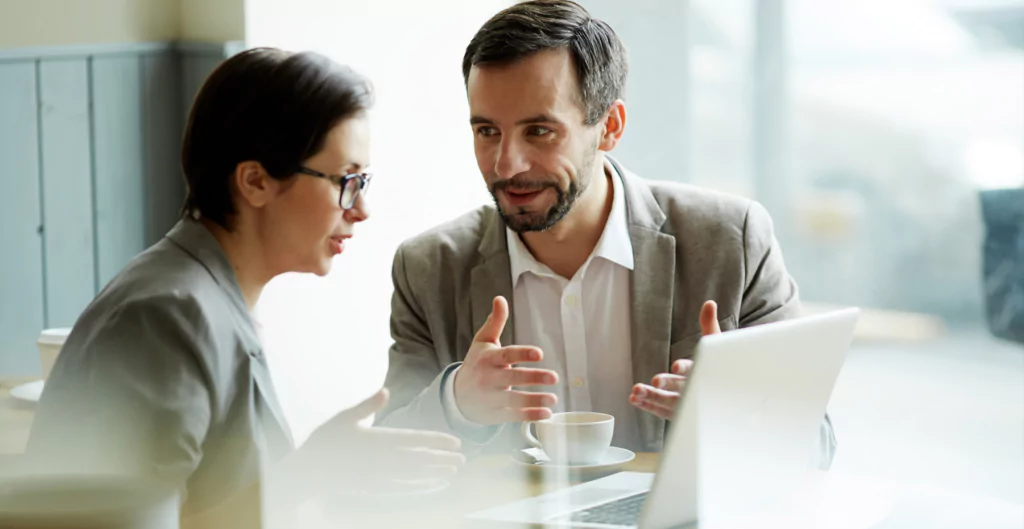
[467,49,582,121]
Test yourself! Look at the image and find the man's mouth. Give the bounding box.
[502,187,549,208]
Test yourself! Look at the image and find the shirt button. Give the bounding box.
[565,294,579,308]
[571,377,585,388]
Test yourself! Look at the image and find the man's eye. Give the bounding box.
[476,126,499,137]
[528,126,553,136]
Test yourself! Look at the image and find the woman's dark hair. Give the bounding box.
[181,47,374,229]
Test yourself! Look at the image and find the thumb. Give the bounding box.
[474,296,509,345]
[700,300,722,336]
[336,387,389,423]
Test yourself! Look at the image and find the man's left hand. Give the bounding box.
[629,300,721,420]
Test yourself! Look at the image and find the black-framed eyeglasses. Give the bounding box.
[296,167,372,210]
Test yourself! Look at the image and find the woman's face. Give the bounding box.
[261,115,371,277]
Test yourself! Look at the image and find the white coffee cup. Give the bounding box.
[36,328,71,379]
[521,411,614,465]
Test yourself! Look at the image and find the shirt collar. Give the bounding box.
[165,217,251,316]
[593,159,635,270]
[506,159,635,286]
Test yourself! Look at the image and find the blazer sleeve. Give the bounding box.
[739,201,802,325]
[373,244,459,434]
[27,296,214,496]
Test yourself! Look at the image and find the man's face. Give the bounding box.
[467,49,604,233]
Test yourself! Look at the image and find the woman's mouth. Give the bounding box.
[329,236,350,255]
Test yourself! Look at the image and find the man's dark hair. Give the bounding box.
[462,0,627,125]
[181,47,373,229]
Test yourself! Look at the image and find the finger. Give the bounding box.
[369,427,463,452]
[392,464,461,481]
[390,477,451,491]
[334,388,389,423]
[499,367,559,387]
[652,373,686,393]
[492,346,544,366]
[499,407,553,423]
[629,392,675,420]
[373,458,461,483]
[347,476,451,497]
[474,296,510,345]
[630,384,679,412]
[396,447,467,469]
[671,359,694,376]
[503,390,557,409]
[700,300,721,336]
[370,478,451,495]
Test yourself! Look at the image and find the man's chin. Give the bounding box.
[500,210,554,233]
[492,193,567,232]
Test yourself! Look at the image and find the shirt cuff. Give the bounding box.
[440,364,502,443]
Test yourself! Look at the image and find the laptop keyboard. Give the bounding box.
[568,491,648,526]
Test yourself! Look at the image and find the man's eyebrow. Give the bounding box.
[516,114,559,125]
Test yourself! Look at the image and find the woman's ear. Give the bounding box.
[233,161,277,209]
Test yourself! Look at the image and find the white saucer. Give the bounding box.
[9,380,44,404]
[511,446,636,473]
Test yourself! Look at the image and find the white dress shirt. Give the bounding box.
[443,164,643,450]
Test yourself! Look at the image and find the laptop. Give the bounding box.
[467,308,860,528]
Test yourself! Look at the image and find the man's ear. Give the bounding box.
[597,99,626,152]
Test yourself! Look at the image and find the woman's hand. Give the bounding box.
[292,388,465,496]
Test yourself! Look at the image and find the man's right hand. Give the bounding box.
[453,296,558,425]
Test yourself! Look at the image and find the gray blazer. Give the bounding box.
[27,219,293,517]
[377,158,834,462]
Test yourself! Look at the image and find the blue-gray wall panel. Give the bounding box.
[92,56,145,288]
[0,41,233,376]
[180,55,223,121]
[39,59,96,329]
[142,53,184,244]
[0,62,46,375]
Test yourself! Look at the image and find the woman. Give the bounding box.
[27,48,463,525]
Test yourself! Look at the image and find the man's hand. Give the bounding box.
[453,296,559,425]
[629,300,721,420]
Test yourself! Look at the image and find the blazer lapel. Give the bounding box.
[249,356,295,460]
[613,157,676,452]
[470,209,516,346]
[630,228,676,451]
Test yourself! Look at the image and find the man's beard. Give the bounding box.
[490,158,594,233]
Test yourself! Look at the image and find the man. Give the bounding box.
[376,0,835,466]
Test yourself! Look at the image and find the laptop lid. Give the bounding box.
[640,308,860,529]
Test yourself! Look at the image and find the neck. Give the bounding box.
[520,157,614,279]
[200,218,272,310]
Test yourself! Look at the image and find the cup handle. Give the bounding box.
[521,421,542,449]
